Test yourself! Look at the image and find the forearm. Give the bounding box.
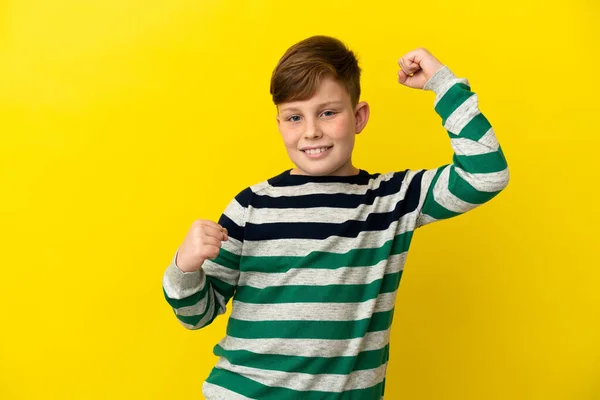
[418,66,510,223]
[162,249,222,330]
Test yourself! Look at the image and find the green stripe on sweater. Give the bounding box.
[227,309,394,340]
[453,148,508,174]
[241,231,413,273]
[235,271,402,304]
[213,343,388,375]
[435,82,473,124]
[447,167,502,205]
[206,367,385,399]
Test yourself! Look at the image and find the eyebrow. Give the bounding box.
[279,101,345,114]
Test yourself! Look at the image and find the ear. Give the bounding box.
[354,101,370,134]
[275,106,281,130]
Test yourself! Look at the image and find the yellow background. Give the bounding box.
[1,0,599,399]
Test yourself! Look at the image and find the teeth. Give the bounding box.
[304,147,330,155]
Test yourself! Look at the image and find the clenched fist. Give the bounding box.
[397,48,444,90]
[175,220,229,272]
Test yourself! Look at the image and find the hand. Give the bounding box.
[397,48,444,90]
[175,220,229,272]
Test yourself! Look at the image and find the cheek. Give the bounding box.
[329,117,354,140]
[280,130,299,149]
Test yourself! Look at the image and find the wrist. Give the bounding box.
[423,65,456,93]
[175,250,203,273]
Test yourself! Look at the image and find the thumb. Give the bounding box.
[397,69,412,85]
[398,69,424,89]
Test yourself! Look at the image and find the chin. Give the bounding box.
[295,162,340,176]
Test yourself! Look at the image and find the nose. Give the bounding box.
[304,117,322,139]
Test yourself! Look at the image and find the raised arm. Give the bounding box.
[397,48,510,228]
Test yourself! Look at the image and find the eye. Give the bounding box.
[286,115,301,122]
[322,110,337,117]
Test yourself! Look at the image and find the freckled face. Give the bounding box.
[276,76,369,176]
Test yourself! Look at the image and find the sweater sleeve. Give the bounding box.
[415,65,510,228]
[162,187,251,330]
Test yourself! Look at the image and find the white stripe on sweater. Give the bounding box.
[454,167,509,193]
[444,93,480,135]
[214,358,387,392]
[238,252,406,288]
[202,381,256,400]
[231,291,396,322]
[246,183,407,224]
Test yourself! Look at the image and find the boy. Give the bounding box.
[162,35,509,399]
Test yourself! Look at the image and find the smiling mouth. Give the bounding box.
[301,146,333,155]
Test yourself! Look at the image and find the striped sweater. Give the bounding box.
[162,65,510,399]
